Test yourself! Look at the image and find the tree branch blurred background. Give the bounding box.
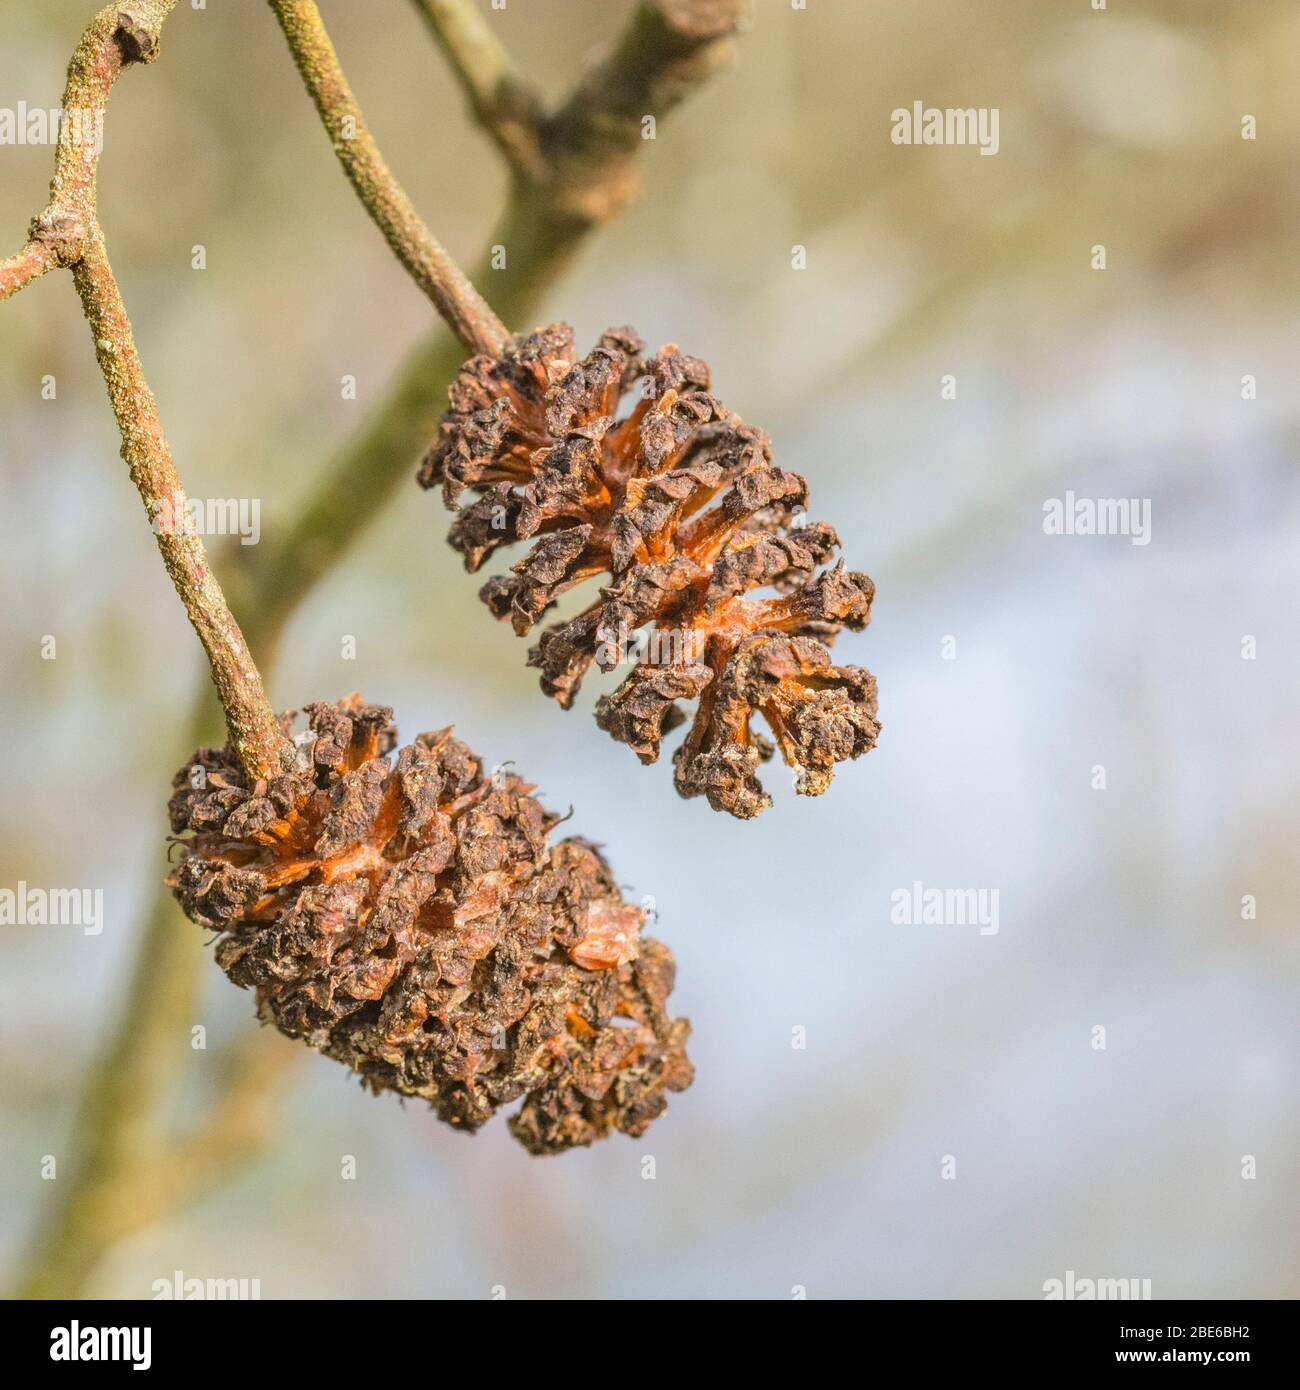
[1,0,1296,1298]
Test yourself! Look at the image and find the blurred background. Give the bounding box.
[1,0,1297,1298]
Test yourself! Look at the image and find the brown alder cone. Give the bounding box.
[167,696,692,1154]
[418,323,879,818]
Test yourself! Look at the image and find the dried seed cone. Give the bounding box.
[167,697,692,1155]
[419,322,879,818]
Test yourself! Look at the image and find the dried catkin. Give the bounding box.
[420,323,879,818]
[168,697,692,1154]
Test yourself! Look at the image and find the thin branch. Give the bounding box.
[72,226,290,780]
[1,0,288,781]
[269,0,509,356]
[539,0,743,227]
[410,0,544,179]
[50,1,173,219]
[0,239,60,301]
[10,0,178,271]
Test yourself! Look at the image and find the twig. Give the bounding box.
[0,240,60,301]
[11,0,741,1299]
[269,0,509,356]
[409,0,545,179]
[539,0,742,228]
[72,226,289,780]
[1,0,288,781]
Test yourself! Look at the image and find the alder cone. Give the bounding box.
[419,322,879,818]
[167,697,692,1155]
